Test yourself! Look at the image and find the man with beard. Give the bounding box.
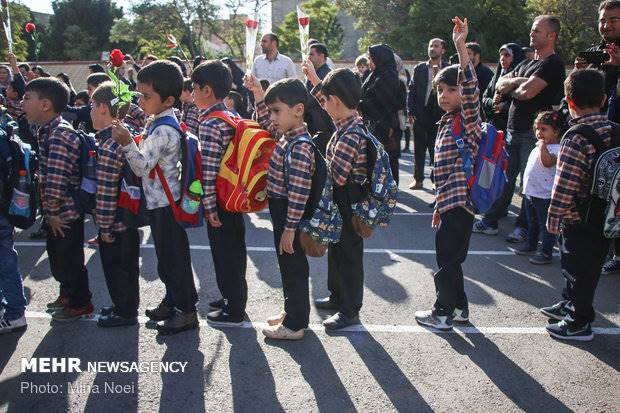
[408,38,449,190]
[252,33,297,84]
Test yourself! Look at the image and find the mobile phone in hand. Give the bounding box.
[578,50,610,66]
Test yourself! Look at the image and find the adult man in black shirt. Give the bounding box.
[305,42,335,154]
[473,15,565,235]
[466,42,495,96]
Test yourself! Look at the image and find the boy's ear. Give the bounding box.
[41,97,55,113]
[162,95,176,108]
[294,102,305,117]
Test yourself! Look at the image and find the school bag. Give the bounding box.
[146,116,205,228]
[204,111,275,213]
[340,125,398,239]
[0,124,37,229]
[452,114,508,214]
[115,133,149,229]
[564,123,620,238]
[284,135,342,257]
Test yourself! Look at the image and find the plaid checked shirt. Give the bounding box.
[37,115,81,222]
[433,62,482,215]
[125,103,146,132]
[256,100,315,229]
[182,102,201,136]
[547,114,613,233]
[0,95,23,118]
[198,102,237,214]
[95,126,127,235]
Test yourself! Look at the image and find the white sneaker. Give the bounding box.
[414,310,453,331]
[0,314,27,334]
[453,308,469,322]
[262,324,304,340]
[266,311,286,326]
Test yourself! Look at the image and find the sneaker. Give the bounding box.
[453,308,469,323]
[262,324,304,340]
[52,304,94,322]
[208,298,226,311]
[97,312,138,328]
[87,236,98,246]
[601,259,620,275]
[46,296,69,313]
[145,301,173,321]
[206,310,244,327]
[509,245,537,255]
[157,310,198,335]
[472,220,498,235]
[409,180,424,190]
[314,297,339,311]
[267,311,286,326]
[506,227,527,243]
[100,306,115,317]
[529,252,552,265]
[414,310,453,331]
[323,312,360,330]
[540,300,570,321]
[546,320,593,342]
[0,315,27,334]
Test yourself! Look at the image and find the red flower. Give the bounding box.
[244,19,258,30]
[298,16,309,27]
[109,49,125,68]
[25,22,36,34]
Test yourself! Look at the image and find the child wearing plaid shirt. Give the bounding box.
[246,75,316,340]
[415,17,482,331]
[22,78,93,321]
[191,60,248,327]
[180,78,200,136]
[91,82,140,328]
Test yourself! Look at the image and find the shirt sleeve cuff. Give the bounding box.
[546,214,561,234]
[121,139,139,153]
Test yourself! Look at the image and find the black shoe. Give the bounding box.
[157,310,198,335]
[314,297,339,311]
[540,300,570,321]
[145,302,173,321]
[209,298,226,311]
[100,306,115,317]
[97,312,138,328]
[323,312,360,330]
[546,320,593,341]
[206,310,244,326]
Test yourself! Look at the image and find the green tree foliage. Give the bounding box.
[41,0,122,60]
[526,0,599,61]
[0,3,32,61]
[274,0,344,59]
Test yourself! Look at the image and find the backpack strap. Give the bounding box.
[283,135,317,185]
[336,125,378,185]
[451,113,473,183]
[564,124,606,155]
[148,115,185,137]
[205,111,240,128]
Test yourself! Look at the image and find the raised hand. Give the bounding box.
[452,16,469,47]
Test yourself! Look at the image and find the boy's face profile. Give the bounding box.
[90,102,110,131]
[137,81,173,116]
[318,94,341,120]
[436,81,461,113]
[6,85,18,100]
[87,83,97,97]
[22,90,50,124]
[267,99,304,135]
[191,82,214,110]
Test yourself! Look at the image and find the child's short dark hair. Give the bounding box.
[91,81,130,119]
[264,78,307,107]
[168,56,187,77]
[260,79,270,91]
[137,60,183,105]
[88,63,106,73]
[433,64,459,88]
[25,78,69,113]
[227,91,243,112]
[87,73,111,88]
[321,68,361,109]
[565,69,605,109]
[183,78,193,92]
[191,60,232,100]
[465,42,482,57]
[75,90,89,105]
[310,43,329,58]
[9,80,24,99]
[18,63,30,72]
[534,110,564,131]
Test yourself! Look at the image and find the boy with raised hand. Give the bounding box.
[91,81,140,328]
[302,64,367,330]
[542,69,616,341]
[191,60,248,326]
[414,17,482,331]
[245,75,316,340]
[22,78,94,321]
[112,61,198,335]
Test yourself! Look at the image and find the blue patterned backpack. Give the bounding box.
[284,135,342,257]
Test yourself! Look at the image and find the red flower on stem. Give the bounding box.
[298,16,309,27]
[25,22,36,34]
[109,49,125,68]
[244,19,258,30]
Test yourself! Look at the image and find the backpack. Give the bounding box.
[452,114,508,214]
[0,125,37,229]
[116,135,149,229]
[342,126,398,239]
[57,122,98,215]
[205,111,275,213]
[147,116,205,228]
[565,123,620,238]
[284,135,342,257]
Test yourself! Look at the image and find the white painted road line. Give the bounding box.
[14,242,535,256]
[24,311,620,335]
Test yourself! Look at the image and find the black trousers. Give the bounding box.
[207,205,247,318]
[99,228,140,318]
[148,206,197,313]
[433,207,474,316]
[269,198,310,330]
[46,217,91,308]
[413,122,437,181]
[560,223,609,325]
[327,186,364,318]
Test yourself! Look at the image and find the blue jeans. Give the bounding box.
[0,215,26,320]
[524,196,556,257]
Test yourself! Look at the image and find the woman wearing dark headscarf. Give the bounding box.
[221,57,251,118]
[482,43,524,131]
[56,72,77,106]
[359,44,406,183]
